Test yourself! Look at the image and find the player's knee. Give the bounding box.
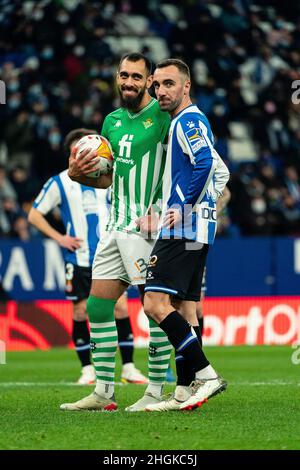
[196,301,203,319]
[114,303,128,319]
[73,300,87,321]
[143,292,166,323]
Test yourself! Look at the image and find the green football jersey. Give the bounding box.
[101,98,170,233]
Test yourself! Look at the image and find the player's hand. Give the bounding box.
[68,146,99,179]
[136,213,159,234]
[58,234,82,251]
[162,208,182,229]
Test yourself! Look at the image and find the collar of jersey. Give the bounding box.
[126,98,156,119]
[172,103,195,121]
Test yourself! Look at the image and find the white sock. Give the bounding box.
[174,385,192,401]
[196,365,218,380]
[95,381,115,398]
[146,383,163,398]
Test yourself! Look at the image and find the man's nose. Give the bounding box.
[156,87,165,98]
[124,76,134,86]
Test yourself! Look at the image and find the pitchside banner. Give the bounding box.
[1,297,300,350]
[1,238,300,299]
[0,238,300,348]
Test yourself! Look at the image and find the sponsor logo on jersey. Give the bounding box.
[147,270,154,280]
[82,190,98,214]
[119,134,133,159]
[201,207,217,221]
[142,118,154,129]
[117,157,134,165]
[90,341,96,352]
[148,255,158,267]
[149,345,157,356]
[186,121,195,128]
[199,201,217,221]
[185,128,207,153]
[115,120,122,127]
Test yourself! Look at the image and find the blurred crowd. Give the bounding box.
[0,0,300,239]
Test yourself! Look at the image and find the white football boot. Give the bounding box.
[125,392,161,412]
[121,363,148,384]
[76,365,96,385]
[180,376,227,411]
[60,391,117,411]
[145,386,192,412]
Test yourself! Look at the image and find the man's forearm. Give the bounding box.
[28,208,63,242]
[68,171,112,189]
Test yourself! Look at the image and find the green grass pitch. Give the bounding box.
[0,346,299,450]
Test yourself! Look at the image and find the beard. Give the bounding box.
[118,86,146,111]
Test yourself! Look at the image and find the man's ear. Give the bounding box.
[184,79,191,95]
[147,74,153,89]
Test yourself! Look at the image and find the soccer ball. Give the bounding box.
[76,134,114,177]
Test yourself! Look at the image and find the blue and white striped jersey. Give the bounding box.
[160,104,230,244]
[33,170,110,267]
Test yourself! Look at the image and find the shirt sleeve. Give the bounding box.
[214,152,230,197]
[176,115,218,209]
[32,177,61,215]
[100,116,109,140]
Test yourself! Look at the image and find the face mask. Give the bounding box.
[29,84,42,95]
[8,81,19,92]
[25,57,40,70]
[49,133,61,146]
[213,104,226,117]
[9,99,21,109]
[226,36,236,48]
[64,34,76,45]
[90,66,100,77]
[252,198,266,214]
[57,14,69,24]
[41,48,54,60]
[33,10,44,21]
[73,45,85,57]
[83,106,93,119]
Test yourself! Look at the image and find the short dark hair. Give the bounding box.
[155,58,190,79]
[119,52,152,76]
[64,128,97,152]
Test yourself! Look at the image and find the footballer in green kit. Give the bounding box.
[60,53,173,412]
[102,98,168,233]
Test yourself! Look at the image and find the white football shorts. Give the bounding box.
[92,230,155,285]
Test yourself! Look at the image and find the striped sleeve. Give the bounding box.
[32,177,61,215]
[176,116,217,208]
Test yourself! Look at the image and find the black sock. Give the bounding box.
[198,318,204,343]
[160,311,209,374]
[116,317,134,365]
[72,320,91,367]
[176,325,201,386]
[194,324,202,348]
[175,353,195,386]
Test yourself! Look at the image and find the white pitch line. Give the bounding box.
[0,382,125,387]
[0,381,298,387]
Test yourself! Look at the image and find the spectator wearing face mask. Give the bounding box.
[3,111,34,171]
